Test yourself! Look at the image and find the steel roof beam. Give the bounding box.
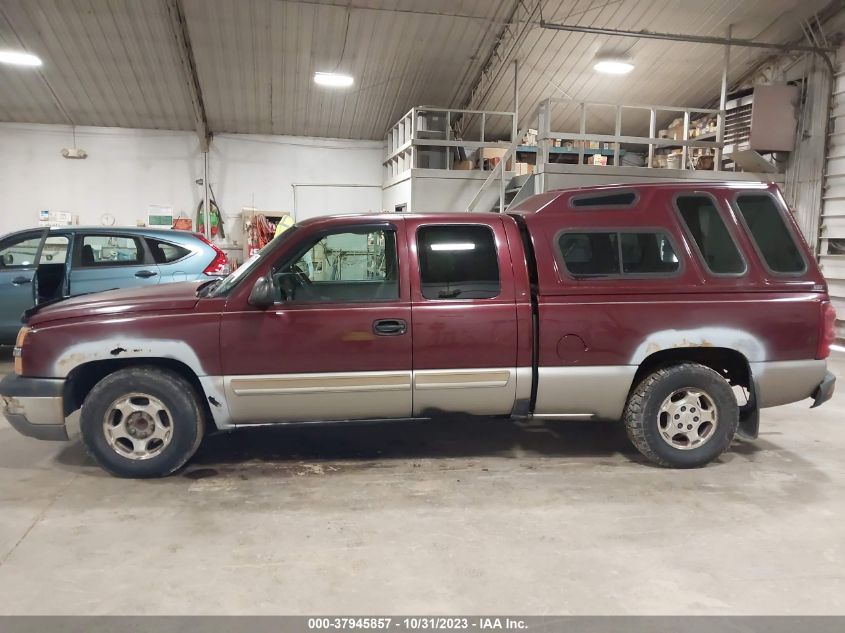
[165,0,210,151]
[538,20,836,54]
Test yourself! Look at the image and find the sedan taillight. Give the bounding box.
[195,233,230,276]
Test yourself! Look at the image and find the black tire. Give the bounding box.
[623,363,739,468]
[80,367,205,478]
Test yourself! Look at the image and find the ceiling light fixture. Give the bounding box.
[0,50,42,67]
[593,55,634,75]
[314,71,354,87]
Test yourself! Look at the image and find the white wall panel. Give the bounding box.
[0,123,384,247]
[821,43,845,337]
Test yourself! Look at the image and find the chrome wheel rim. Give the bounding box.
[103,393,173,460]
[657,388,718,450]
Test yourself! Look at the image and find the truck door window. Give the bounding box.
[417,225,500,300]
[675,195,746,275]
[735,194,806,274]
[272,228,398,303]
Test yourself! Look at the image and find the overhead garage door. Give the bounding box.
[822,43,845,337]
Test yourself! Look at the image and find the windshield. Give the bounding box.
[206,227,299,298]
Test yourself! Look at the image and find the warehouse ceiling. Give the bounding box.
[0,0,838,141]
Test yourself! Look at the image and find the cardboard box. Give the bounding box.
[453,160,474,170]
[477,147,512,171]
[591,154,608,166]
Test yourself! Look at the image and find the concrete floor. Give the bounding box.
[0,353,844,615]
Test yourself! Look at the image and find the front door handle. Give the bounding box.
[373,319,407,336]
[135,270,158,279]
[11,276,31,286]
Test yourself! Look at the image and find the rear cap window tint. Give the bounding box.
[675,195,746,275]
[735,194,806,274]
[558,230,680,277]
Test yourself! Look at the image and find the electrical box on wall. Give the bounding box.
[724,84,799,153]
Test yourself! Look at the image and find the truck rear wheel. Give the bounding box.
[623,363,738,468]
[79,367,205,478]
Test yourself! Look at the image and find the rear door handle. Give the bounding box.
[373,319,407,336]
[135,270,158,278]
[11,276,31,286]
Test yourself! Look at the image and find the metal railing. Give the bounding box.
[538,97,725,170]
[383,106,517,182]
[466,97,728,213]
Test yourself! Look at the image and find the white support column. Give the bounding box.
[648,108,656,168]
[537,100,550,193]
[715,25,732,170]
[578,103,586,165]
[513,59,519,143]
[203,151,211,240]
[614,106,622,166]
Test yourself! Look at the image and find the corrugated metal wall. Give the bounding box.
[822,43,845,337]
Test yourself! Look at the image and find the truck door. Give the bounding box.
[406,218,520,416]
[220,220,413,423]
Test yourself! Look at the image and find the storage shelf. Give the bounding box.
[516,145,625,156]
[659,132,718,149]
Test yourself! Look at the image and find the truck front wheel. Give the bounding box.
[623,363,739,468]
[79,367,205,478]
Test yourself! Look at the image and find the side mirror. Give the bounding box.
[247,276,275,308]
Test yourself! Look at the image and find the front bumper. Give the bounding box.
[811,371,836,408]
[0,374,68,441]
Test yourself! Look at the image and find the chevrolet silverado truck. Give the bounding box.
[0,182,837,477]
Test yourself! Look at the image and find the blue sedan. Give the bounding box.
[0,226,230,344]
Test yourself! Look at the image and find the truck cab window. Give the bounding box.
[417,225,500,300]
[272,228,398,303]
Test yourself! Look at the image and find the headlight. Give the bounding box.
[13,326,30,376]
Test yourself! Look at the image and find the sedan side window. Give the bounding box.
[0,235,42,268]
[271,228,398,303]
[146,238,191,264]
[79,235,144,266]
[39,236,69,264]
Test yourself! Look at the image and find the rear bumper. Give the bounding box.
[811,371,836,408]
[0,374,68,441]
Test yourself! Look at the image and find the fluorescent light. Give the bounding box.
[0,50,42,67]
[593,58,634,75]
[430,242,476,251]
[314,72,353,87]
[830,344,845,354]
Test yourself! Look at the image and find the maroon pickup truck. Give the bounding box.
[0,182,837,477]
